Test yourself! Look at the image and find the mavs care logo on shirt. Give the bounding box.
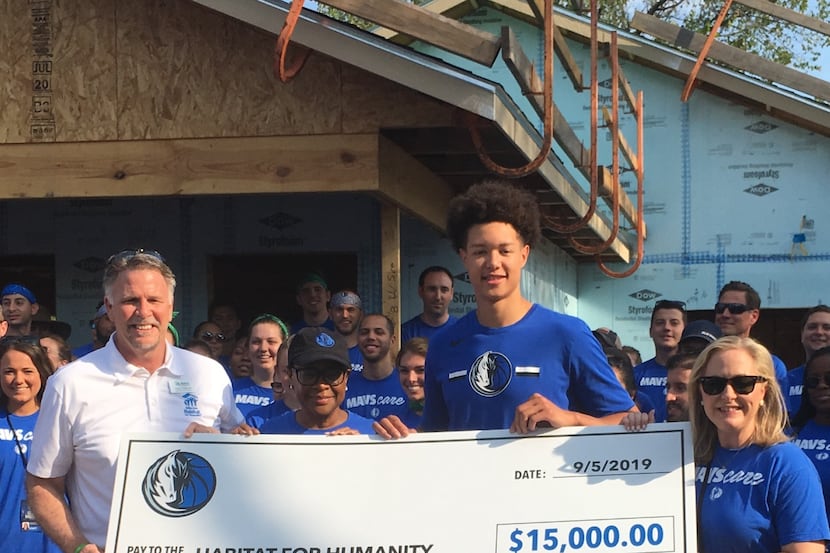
[142,450,217,517]
[469,351,512,397]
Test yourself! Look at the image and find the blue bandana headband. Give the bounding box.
[1,284,37,304]
[330,291,362,310]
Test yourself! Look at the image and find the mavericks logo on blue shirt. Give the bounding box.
[469,351,512,397]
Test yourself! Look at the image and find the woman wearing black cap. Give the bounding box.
[259,327,374,435]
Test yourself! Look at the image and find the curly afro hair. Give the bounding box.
[446,180,541,252]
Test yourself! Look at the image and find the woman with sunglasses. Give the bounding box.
[232,314,289,417]
[0,341,59,552]
[191,321,226,362]
[692,336,828,553]
[259,327,374,435]
[790,346,830,538]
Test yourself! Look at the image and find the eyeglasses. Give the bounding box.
[714,302,751,315]
[106,249,165,266]
[270,381,285,393]
[295,366,347,386]
[655,300,686,311]
[199,331,226,343]
[699,375,766,395]
[805,374,830,389]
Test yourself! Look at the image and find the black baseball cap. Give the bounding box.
[288,327,349,370]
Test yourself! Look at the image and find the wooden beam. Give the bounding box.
[733,0,830,37]
[377,135,452,232]
[601,106,639,174]
[321,0,501,66]
[519,2,584,89]
[554,22,585,91]
[0,135,379,199]
[380,202,402,350]
[501,27,639,234]
[631,12,830,102]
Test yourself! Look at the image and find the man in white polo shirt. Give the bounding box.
[26,250,251,553]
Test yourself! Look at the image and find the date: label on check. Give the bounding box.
[496,517,675,553]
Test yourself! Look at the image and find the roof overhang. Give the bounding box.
[189,0,632,261]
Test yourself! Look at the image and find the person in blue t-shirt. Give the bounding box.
[233,314,289,417]
[0,340,61,553]
[692,336,828,553]
[396,337,428,429]
[291,272,335,334]
[787,305,830,416]
[400,266,458,343]
[374,180,634,437]
[329,290,364,374]
[790,345,830,533]
[714,280,790,413]
[260,327,373,435]
[633,300,686,422]
[344,314,409,421]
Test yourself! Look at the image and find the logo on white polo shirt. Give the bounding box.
[182,392,201,417]
[142,450,216,517]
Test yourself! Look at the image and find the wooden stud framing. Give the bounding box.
[380,202,402,350]
[501,26,640,235]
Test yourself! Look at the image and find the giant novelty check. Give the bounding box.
[106,424,696,553]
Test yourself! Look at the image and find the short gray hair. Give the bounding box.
[102,250,176,301]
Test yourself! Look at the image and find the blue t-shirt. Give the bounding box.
[0,410,61,553]
[771,354,790,413]
[422,305,635,431]
[259,410,375,435]
[343,370,409,420]
[290,318,335,334]
[71,342,96,359]
[787,364,805,416]
[348,345,364,374]
[400,315,458,344]
[696,442,830,552]
[232,377,273,417]
[633,358,668,422]
[245,400,292,429]
[793,420,830,528]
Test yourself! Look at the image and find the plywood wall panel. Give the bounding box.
[0,1,31,143]
[52,0,118,141]
[341,64,454,133]
[116,0,341,139]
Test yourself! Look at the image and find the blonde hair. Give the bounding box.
[689,336,787,463]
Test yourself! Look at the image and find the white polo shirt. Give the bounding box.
[28,336,243,547]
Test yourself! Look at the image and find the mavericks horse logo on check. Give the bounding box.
[141,450,217,517]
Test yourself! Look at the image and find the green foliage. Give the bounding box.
[553,0,830,73]
[318,0,431,31]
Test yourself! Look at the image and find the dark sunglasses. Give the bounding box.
[699,375,766,395]
[295,366,347,386]
[655,300,686,311]
[805,374,830,389]
[106,248,165,265]
[199,331,226,343]
[270,381,284,393]
[714,302,751,315]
